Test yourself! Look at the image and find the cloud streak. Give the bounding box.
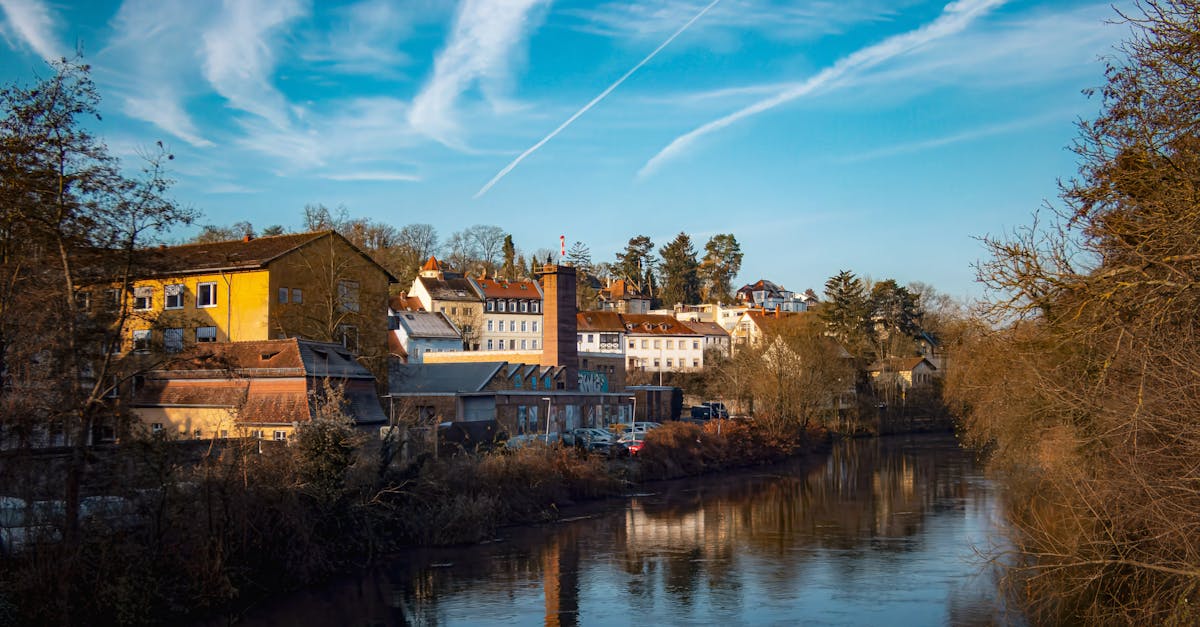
[408,0,550,148]
[202,0,306,130]
[474,0,723,198]
[638,0,1008,178]
[0,0,59,60]
[833,110,1070,163]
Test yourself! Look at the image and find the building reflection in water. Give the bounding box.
[232,434,1010,626]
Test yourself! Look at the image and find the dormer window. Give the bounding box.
[531,302,539,313]
[498,300,506,312]
[520,301,528,313]
[487,300,495,312]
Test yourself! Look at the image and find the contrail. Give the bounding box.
[474,0,723,198]
[638,0,1008,178]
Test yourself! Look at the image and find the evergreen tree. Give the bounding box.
[658,232,701,307]
[614,235,655,290]
[699,233,743,303]
[566,240,592,272]
[820,270,872,356]
[501,234,516,279]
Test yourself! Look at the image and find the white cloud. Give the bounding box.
[301,0,415,75]
[201,0,307,129]
[639,0,1009,177]
[565,0,916,41]
[0,0,60,60]
[408,0,551,148]
[322,170,421,182]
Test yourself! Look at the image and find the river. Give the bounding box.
[236,433,1016,626]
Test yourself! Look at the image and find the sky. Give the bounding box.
[0,0,1133,301]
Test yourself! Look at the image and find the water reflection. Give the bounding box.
[236,434,1012,626]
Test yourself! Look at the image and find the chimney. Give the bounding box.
[539,264,579,390]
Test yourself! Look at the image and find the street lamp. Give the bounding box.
[541,396,552,437]
[628,395,637,423]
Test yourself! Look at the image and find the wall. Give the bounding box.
[120,270,271,349]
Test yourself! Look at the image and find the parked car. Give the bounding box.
[702,402,730,419]
[618,432,648,455]
[565,427,616,447]
[505,433,557,449]
[689,406,712,421]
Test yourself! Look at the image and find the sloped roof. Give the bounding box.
[601,279,647,301]
[680,320,729,337]
[394,311,461,339]
[477,277,542,300]
[388,293,425,312]
[140,338,375,380]
[577,311,626,332]
[743,309,802,333]
[389,362,506,394]
[867,357,936,373]
[125,231,394,283]
[575,312,701,336]
[421,255,442,272]
[417,276,482,302]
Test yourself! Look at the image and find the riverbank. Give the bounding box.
[0,420,828,626]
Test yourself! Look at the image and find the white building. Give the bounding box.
[388,309,462,363]
[478,276,543,352]
[577,312,724,374]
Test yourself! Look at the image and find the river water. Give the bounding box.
[240,433,1016,626]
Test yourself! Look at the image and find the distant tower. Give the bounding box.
[539,264,578,390]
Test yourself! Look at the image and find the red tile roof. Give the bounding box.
[421,255,442,272]
[388,293,424,312]
[576,312,701,336]
[477,278,542,300]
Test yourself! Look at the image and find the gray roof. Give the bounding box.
[389,362,506,394]
[417,276,482,302]
[395,311,461,339]
[297,340,378,379]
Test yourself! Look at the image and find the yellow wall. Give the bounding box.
[132,406,300,440]
[266,235,392,375]
[121,269,271,348]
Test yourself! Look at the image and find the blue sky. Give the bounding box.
[0,0,1130,300]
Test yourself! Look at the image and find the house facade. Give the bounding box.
[100,231,395,377]
[131,338,388,441]
[408,256,485,350]
[477,276,543,352]
[388,308,462,364]
[735,279,813,312]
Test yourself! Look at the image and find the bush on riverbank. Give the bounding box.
[0,418,823,625]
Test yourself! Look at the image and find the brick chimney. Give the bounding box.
[539,264,578,390]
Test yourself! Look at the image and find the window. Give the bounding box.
[133,286,153,311]
[487,300,495,312]
[666,358,673,367]
[532,321,538,332]
[521,320,528,332]
[693,341,700,350]
[586,334,593,343]
[641,339,648,349]
[451,306,458,315]
[577,334,583,344]
[165,284,184,309]
[693,359,700,368]
[629,340,635,349]
[132,329,151,352]
[464,307,472,316]
[666,339,673,349]
[252,430,264,439]
[338,280,360,313]
[520,301,528,313]
[197,282,217,308]
[487,320,494,332]
[653,359,660,368]
[164,328,183,353]
[337,324,359,352]
[105,288,121,311]
[497,300,506,312]
[278,287,289,304]
[521,339,527,350]
[532,340,538,349]
[532,302,539,313]
[74,290,91,311]
[151,423,163,434]
[517,406,527,433]
[292,288,303,304]
[196,326,217,342]
[487,339,494,350]
[273,430,287,441]
[653,340,661,349]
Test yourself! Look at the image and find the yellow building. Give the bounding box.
[99,231,396,378]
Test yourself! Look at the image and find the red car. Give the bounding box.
[619,432,647,455]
